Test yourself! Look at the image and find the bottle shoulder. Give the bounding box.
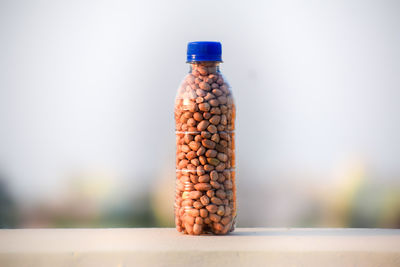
[176,71,233,101]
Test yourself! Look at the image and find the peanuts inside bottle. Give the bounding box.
[174,42,236,235]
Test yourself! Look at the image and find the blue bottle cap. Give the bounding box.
[186,41,222,62]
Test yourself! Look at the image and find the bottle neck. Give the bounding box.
[189,61,220,74]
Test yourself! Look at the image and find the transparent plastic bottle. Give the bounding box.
[174,42,236,235]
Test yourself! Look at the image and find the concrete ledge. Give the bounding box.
[0,228,399,267]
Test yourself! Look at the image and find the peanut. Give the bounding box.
[193,224,202,235]
[206,204,218,213]
[198,174,210,183]
[197,120,210,131]
[202,139,216,149]
[194,183,212,191]
[210,170,219,181]
[205,149,217,158]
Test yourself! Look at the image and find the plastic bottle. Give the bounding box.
[174,41,236,235]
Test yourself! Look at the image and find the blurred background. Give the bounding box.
[0,0,399,228]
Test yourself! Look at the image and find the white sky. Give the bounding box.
[0,0,399,202]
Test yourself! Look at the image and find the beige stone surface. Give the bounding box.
[0,228,399,266]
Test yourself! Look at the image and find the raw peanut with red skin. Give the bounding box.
[198,174,210,183]
[220,114,227,125]
[182,199,193,207]
[202,139,216,149]
[207,124,217,134]
[211,197,223,205]
[194,183,212,191]
[217,174,225,184]
[189,174,198,184]
[180,175,190,182]
[196,166,205,175]
[211,134,220,143]
[186,151,197,160]
[178,159,189,169]
[220,105,228,114]
[195,217,203,225]
[200,195,210,206]
[185,223,193,234]
[204,164,214,171]
[188,141,201,151]
[209,99,219,107]
[193,224,202,235]
[220,132,229,141]
[184,134,193,144]
[188,191,202,199]
[188,209,200,217]
[193,201,203,209]
[224,180,233,190]
[199,82,211,91]
[209,115,221,125]
[218,96,227,104]
[184,215,195,225]
[203,112,211,119]
[221,216,231,225]
[197,120,210,131]
[210,181,221,189]
[206,190,215,198]
[226,190,233,201]
[223,170,231,179]
[216,189,226,199]
[193,112,203,121]
[210,107,221,114]
[191,158,200,166]
[199,156,207,165]
[210,170,219,181]
[194,135,202,142]
[212,89,223,96]
[198,102,210,112]
[187,118,196,126]
[206,204,218,213]
[209,213,221,223]
[200,209,208,218]
[205,149,217,158]
[196,89,206,97]
[219,140,228,148]
[196,146,206,156]
[217,205,225,216]
[213,222,224,232]
[217,153,228,162]
[181,145,190,153]
[216,163,226,171]
[224,206,231,216]
[207,158,220,166]
[204,92,215,101]
[201,131,211,139]
[183,111,192,118]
